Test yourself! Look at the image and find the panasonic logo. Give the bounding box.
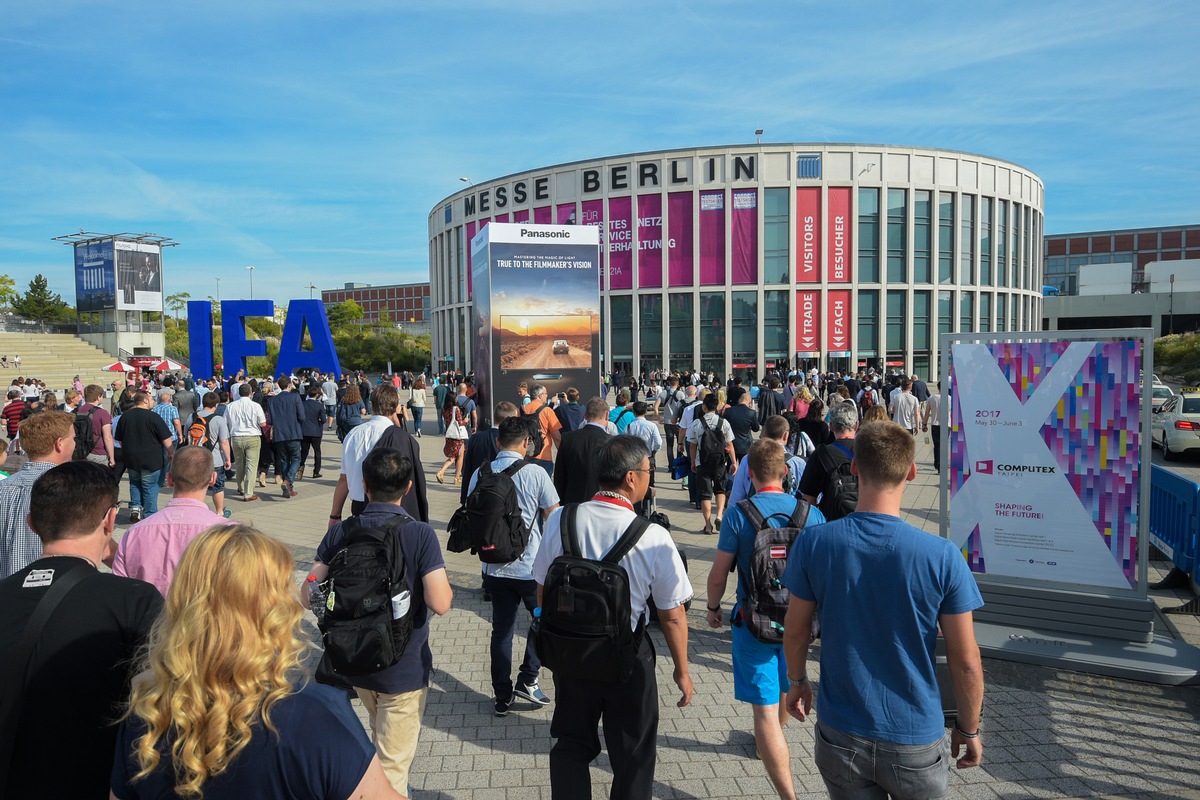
[520,228,570,238]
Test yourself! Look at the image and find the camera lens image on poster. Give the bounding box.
[114,241,164,311]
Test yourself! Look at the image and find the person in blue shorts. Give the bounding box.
[704,439,825,800]
[781,420,985,800]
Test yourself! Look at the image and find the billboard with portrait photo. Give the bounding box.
[114,240,163,311]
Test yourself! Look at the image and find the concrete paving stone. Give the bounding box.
[1047,776,1099,796]
[1012,761,1060,781]
[485,768,523,788]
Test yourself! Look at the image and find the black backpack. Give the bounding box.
[815,441,858,520]
[72,406,98,461]
[737,497,811,643]
[446,460,531,564]
[536,504,650,683]
[696,415,727,474]
[318,514,415,677]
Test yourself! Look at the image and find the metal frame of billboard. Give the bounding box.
[938,328,1200,684]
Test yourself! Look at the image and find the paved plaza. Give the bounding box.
[112,423,1200,799]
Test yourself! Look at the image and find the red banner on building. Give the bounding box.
[827,187,852,283]
[796,290,820,355]
[796,188,821,283]
[827,289,852,354]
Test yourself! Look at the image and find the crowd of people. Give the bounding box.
[0,361,981,800]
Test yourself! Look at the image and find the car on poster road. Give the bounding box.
[1151,387,1200,461]
[552,339,570,355]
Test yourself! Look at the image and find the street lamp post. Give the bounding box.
[215,277,221,302]
[305,283,318,300]
[246,265,256,300]
[1169,273,1175,335]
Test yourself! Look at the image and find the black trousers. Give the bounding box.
[299,434,322,475]
[549,636,658,800]
[931,425,942,471]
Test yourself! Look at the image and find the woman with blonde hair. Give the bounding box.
[111,524,402,800]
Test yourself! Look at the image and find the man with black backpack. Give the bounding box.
[532,435,693,800]
[686,393,736,534]
[306,448,453,794]
[459,416,560,717]
[75,384,115,467]
[704,439,826,800]
[798,402,860,521]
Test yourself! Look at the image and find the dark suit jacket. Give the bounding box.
[460,428,501,505]
[372,425,429,523]
[553,423,610,505]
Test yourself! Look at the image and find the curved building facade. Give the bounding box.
[428,144,1044,380]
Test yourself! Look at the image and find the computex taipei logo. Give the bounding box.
[974,460,994,474]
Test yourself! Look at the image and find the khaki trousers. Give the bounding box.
[354,686,428,793]
[231,435,260,497]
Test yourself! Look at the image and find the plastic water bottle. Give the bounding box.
[530,606,543,637]
[306,575,326,625]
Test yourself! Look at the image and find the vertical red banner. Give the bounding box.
[827,187,852,283]
[512,209,530,223]
[796,290,820,354]
[797,187,822,282]
[732,189,758,285]
[534,206,551,224]
[637,194,663,289]
[581,199,604,288]
[667,191,693,287]
[556,203,577,225]
[826,289,852,353]
[699,190,725,285]
[465,220,476,301]
[494,213,509,223]
[608,196,633,290]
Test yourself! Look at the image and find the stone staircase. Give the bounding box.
[0,333,125,395]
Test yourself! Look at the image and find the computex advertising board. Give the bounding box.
[471,223,601,424]
[946,338,1142,592]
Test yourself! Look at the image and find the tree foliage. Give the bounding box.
[325,300,364,332]
[165,292,191,319]
[10,274,73,329]
[1155,331,1200,384]
[0,274,17,308]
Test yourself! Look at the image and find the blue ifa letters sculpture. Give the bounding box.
[186,299,341,379]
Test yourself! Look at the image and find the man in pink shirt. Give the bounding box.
[112,445,231,595]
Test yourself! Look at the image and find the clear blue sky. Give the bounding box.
[2,1,1197,306]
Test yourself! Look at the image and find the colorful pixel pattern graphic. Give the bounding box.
[949,340,1141,588]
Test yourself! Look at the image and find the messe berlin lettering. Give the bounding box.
[186,299,340,379]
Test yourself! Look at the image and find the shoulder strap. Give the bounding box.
[832,441,854,461]
[616,407,632,423]
[561,503,582,558]
[0,566,96,783]
[787,499,811,529]
[737,498,768,530]
[603,514,650,564]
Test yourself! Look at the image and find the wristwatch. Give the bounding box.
[788,674,809,687]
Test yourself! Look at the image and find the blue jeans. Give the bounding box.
[483,574,540,701]
[436,407,446,435]
[411,406,423,433]
[274,439,302,485]
[814,721,950,800]
[128,468,162,515]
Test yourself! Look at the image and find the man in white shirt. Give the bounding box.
[890,379,922,436]
[328,384,411,523]
[532,435,693,799]
[686,393,737,534]
[467,416,560,716]
[322,374,339,430]
[223,384,266,501]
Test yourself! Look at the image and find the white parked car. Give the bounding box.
[1151,384,1174,412]
[1152,388,1200,461]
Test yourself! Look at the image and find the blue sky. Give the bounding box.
[2,1,1197,306]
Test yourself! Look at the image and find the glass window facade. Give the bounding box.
[980,197,993,286]
[960,195,975,285]
[731,291,757,354]
[639,294,663,367]
[938,290,953,339]
[886,290,906,351]
[668,294,693,372]
[979,292,991,333]
[763,290,788,360]
[913,290,931,351]
[610,295,633,359]
[996,199,1008,287]
[938,193,954,285]
[699,292,726,359]
[858,290,879,356]
[960,291,974,333]
[858,188,880,283]
[887,189,907,283]
[996,293,1006,333]
[914,190,932,284]
[763,188,789,284]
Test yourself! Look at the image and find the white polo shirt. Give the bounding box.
[340,415,394,502]
[533,500,692,632]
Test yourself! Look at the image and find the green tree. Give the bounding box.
[166,291,191,320]
[10,274,73,331]
[325,300,364,333]
[0,274,17,308]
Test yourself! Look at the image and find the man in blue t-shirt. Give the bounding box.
[704,439,825,800]
[781,420,985,800]
[307,448,454,794]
